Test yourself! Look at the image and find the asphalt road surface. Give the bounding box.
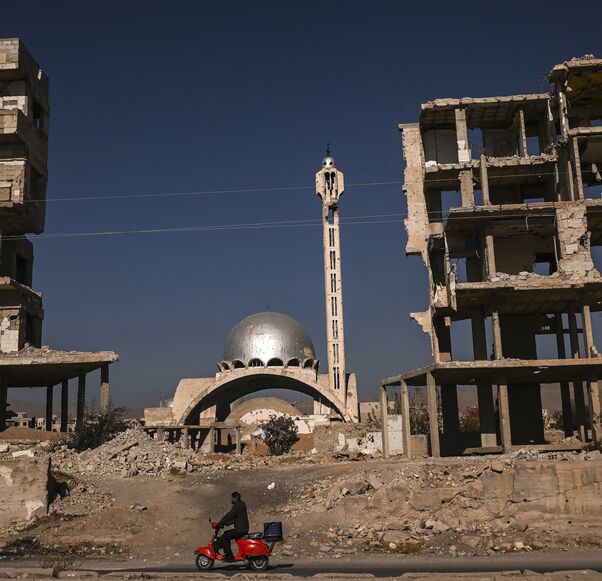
[87,552,602,576]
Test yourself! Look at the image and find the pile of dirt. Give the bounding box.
[0,427,62,441]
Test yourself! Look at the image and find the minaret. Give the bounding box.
[316,147,347,405]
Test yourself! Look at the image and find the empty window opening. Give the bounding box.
[591,119,602,127]
[468,128,483,160]
[333,343,339,363]
[583,183,602,200]
[232,359,245,369]
[332,319,339,339]
[473,188,484,207]
[15,254,29,285]
[331,296,338,316]
[533,252,557,276]
[248,358,264,368]
[535,329,560,360]
[333,368,340,389]
[286,358,300,367]
[494,233,556,276]
[329,250,336,270]
[526,135,541,156]
[330,273,337,292]
[329,227,335,247]
[327,208,335,225]
[440,190,462,217]
[303,359,314,369]
[32,101,44,132]
[267,358,283,367]
[449,317,473,361]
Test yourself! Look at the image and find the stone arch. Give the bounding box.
[285,358,300,368]
[248,358,264,368]
[267,357,284,367]
[232,359,245,369]
[177,368,349,425]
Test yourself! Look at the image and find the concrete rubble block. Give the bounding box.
[0,456,51,527]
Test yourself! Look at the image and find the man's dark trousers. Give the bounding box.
[218,529,245,560]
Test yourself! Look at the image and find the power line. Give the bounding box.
[37,180,404,204]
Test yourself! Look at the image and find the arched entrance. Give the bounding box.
[176,367,349,424]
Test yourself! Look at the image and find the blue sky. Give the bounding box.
[3,1,602,410]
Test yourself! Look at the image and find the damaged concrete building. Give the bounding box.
[381,56,602,457]
[0,38,118,432]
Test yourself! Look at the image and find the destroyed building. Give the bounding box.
[381,56,602,458]
[0,38,118,432]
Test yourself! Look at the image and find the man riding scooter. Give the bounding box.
[213,491,249,562]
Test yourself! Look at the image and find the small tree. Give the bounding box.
[70,405,128,451]
[260,414,299,456]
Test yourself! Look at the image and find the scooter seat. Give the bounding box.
[241,532,263,540]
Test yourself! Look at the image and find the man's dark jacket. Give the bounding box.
[217,500,249,533]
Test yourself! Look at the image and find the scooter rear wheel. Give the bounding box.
[196,554,214,571]
[249,556,269,571]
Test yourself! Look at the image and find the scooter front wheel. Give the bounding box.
[196,554,214,571]
[249,556,269,571]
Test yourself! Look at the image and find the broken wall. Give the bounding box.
[0,457,51,527]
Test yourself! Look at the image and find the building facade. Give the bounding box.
[0,39,118,432]
[382,56,602,457]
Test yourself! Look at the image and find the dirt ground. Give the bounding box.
[3,452,602,566]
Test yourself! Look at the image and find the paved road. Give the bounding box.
[87,552,602,577]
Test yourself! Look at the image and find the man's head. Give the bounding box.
[231,491,241,504]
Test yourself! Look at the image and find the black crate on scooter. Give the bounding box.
[263,521,283,541]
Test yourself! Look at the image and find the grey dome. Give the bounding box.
[222,312,316,367]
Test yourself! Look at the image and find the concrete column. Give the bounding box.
[60,380,68,433]
[492,310,503,360]
[380,384,390,459]
[498,381,512,451]
[400,380,412,460]
[0,377,7,431]
[554,314,573,437]
[454,109,470,162]
[426,372,440,458]
[485,232,496,278]
[586,374,602,445]
[209,426,215,453]
[581,302,595,358]
[45,385,54,431]
[518,109,528,157]
[235,426,241,455]
[434,317,452,363]
[568,305,587,440]
[479,154,490,205]
[441,385,460,455]
[182,427,189,449]
[571,137,584,200]
[471,307,497,446]
[557,85,570,140]
[459,170,474,207]
[100,364,110,412]
[76,373,86,430]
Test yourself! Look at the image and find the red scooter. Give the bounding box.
[194,518,280,572]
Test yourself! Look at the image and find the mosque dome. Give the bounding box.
[220,312,317,371]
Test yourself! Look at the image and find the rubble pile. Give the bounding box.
[48,429,340,478]
[278,451,602,558]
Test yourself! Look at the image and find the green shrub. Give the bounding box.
[70,405,128,452]
[260,414,299,455]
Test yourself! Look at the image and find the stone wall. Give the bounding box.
[0,457,51,527]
